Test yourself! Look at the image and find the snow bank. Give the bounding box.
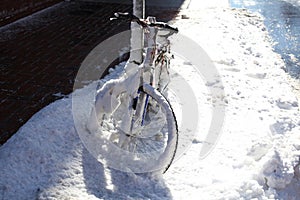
[0,5,299,200]
[0,86,173,200]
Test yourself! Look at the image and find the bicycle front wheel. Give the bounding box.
[142,83,178,173]
[89,82,178,173]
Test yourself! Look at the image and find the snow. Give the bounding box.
[282,0,300,7]
[187,0,229,9]
[1,1,300,200]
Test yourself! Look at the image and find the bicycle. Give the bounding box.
[86,12,179,173]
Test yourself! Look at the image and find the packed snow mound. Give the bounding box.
[0,6,300,200]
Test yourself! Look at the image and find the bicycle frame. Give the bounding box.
[119,16,160,135]
[89,15,175,137]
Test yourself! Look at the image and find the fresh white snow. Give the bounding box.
[1,1,300,200]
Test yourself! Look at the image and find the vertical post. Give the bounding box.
[133,0,145,19]
[121,0,145,134]
[127,0,145,72]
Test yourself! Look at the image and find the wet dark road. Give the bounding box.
[230,0,300,79]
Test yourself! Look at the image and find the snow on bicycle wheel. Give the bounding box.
[73,62,178,173]
[99,91,168,154]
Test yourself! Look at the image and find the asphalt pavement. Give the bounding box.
[0,1,180,144]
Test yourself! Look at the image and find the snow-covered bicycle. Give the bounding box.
[86,12,179,173]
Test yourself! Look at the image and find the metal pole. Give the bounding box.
[121,0,145,134]
[133,0,145,19]
[127,0,145,70]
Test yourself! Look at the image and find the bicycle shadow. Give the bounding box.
[82,148,173,199]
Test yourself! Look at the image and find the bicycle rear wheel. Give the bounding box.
[90,83,178,173]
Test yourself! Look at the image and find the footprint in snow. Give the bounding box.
[246,73,267,79]
[276,99,298,110]
[223,68,241,72]
[215,59,236,66]
[270,120,296,135]
[247,138,272,161]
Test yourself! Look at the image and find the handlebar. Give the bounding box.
[110,12,178,33]
[149,22,178,32]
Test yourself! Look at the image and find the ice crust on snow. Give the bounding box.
[1,4,300,200]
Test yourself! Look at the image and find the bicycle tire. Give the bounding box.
[142,83,178,173]
[88,82,178,173]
